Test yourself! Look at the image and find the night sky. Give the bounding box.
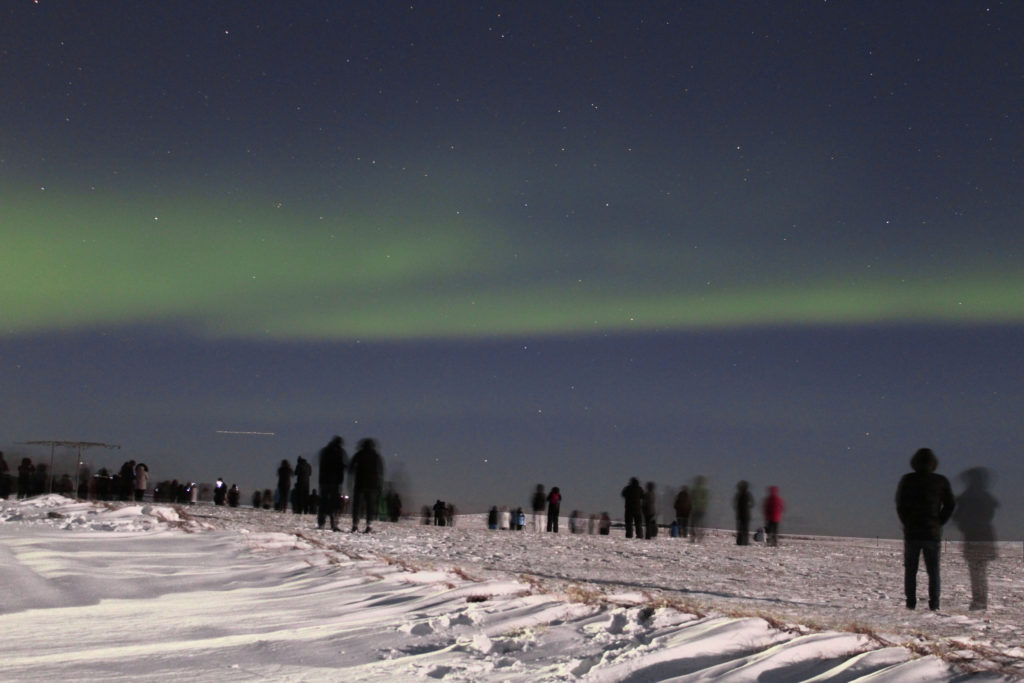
[2,2,1021,538]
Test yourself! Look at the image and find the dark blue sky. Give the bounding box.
[2,2,1021,537]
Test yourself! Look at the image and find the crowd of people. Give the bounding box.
[0,443,999,612]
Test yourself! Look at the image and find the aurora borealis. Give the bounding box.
[2,2,1022,537]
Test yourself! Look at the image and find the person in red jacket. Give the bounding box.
[763,486,785,547]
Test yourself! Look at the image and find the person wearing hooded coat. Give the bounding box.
[546,486,561,532]
[276,459,293,512]
[643,481,658,539]
[317,436,346,531]
[293,456,312,514]
[349,438,383,533]
[621,477,644,539]
[733,480,753,545]
[763,485,785,546]
[895,447,955,611]
[673,486,692,538]
[133,463,149,501]
[531,484,546,533]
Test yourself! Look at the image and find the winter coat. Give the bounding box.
[349,445,383,491]
[295,458,312,486]
[621,479,644,513]
[318,438,347,491]
[763,487,784,523]
[277,461,293,487]
[734,488,753,522]
[895,449,955,541]
[673,490,692,517]
[642,486,657,518]
[134,464,149,492]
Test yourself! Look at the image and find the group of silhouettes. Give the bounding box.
[2,442,1001,613]
[312,436,384,533]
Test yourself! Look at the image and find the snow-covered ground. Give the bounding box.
[1,496,1021,681]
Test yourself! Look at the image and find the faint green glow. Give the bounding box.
[3,187,1022,340]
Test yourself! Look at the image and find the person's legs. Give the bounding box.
[351,490,363,531]
[363,491,378,531]
[904,540,922,608]
[922,540,941,610]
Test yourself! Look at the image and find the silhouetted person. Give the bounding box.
[690,476,709,542]
[531,484,546,533]
[118,460,136,501]
[0,451,10,499]
[487,505,499,530]
[599,512,611,535]
[317,436,346,531]
[294,456,312,514]
[33,463,49,496]
[673,486,691,538]
[734,480,753,545]
[643,481,658,539]
[953,467,999,610]
[546,486,561,532]
[276,459,293,512]
[134,462,149,501]
[895,448,955,610]
[17,457,34,499]
[386,487,401,522]
[227,483,240,507]
[621,477,644,539]
[349,438,383,533]
[763,485,785,546]
[433,499,446,526]
[214,477,227,505]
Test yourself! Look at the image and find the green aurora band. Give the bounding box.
[3,189,1022,340]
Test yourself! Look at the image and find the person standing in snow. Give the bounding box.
[17,457,35,499]
[293,456,312,514]
[895,448,955,611]
[546,486,561,532]
[275,459,293,512]
[133,463,149,501]
[689,476,709,542]
[118,460,136,501]
[433,499,447,526]
[643,481,658,539]
[214,477,227,505]
[763,486,785,546]
[733,480,753,545]
[0,451,10,500]
[673,486,692,538]
[531,484,546,533]
[317,436,346,531]
[349,438,383,533]
[621,477,645,539]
